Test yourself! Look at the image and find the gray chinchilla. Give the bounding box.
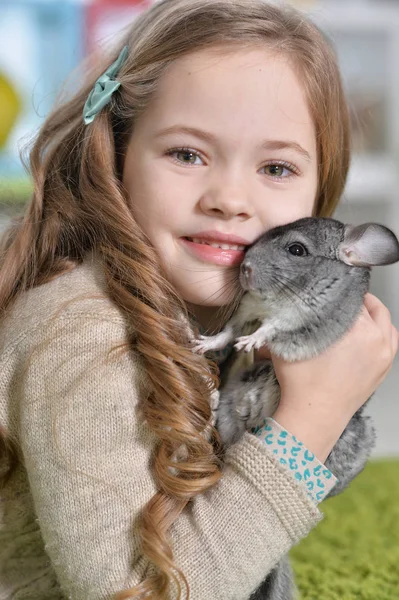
[191,216,399,600]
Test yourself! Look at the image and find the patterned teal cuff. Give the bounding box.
[251,418,338,504]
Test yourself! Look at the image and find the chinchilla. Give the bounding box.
[192,216,399,447]
[191,216,399,600]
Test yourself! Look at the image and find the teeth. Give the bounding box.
[190,238,245,251]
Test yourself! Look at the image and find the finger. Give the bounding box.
[363,292,382,317]
[363,293,392,341]
[359,293,377,322]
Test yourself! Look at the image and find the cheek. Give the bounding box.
[124,166,161,228]
[127,186,181,249]
[258,189,316,231]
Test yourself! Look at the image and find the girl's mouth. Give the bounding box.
[180,237,246,266]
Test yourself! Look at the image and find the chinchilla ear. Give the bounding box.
[338,223,399,266]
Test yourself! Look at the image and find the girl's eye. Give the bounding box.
[167,148,204,166]
[166,151,298,177]
[262,162,298,179]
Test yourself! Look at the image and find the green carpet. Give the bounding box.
[290,459,399,600]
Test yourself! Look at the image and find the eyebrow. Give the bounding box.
[154,125,312,162]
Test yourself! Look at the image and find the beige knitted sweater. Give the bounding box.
[0,254,324,600]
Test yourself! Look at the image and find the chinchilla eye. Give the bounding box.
[288,243,307,256]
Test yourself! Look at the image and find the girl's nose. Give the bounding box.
[199,183,255,220]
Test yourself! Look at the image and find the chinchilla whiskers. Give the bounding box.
[203,274,243,328]
[200,275,240,306]
[214,303,237,329]
[276,273,323,308]
[270,273,321,321]
[172,263,238,274]
[258,266,321,312]
[262,278,309,330]
[217,286,244,323]
[175,267,239,292]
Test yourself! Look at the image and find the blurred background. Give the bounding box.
[0,0,398,458]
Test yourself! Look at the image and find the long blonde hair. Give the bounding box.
[0,0,350,597]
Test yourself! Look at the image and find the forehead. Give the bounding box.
[140,45,316,153]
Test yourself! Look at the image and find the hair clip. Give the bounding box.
[83,45,129,125]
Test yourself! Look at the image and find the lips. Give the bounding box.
[180,237,246,266]
[184,237,246,251]
[183,230,251,246]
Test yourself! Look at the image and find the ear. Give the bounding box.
[338,223,399,267]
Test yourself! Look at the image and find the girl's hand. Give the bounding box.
[254,294,398,460]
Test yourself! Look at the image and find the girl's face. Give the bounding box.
[123,46,318,323]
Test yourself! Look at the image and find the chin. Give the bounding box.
[182,291,227,307]
[168,271,240,308]
[173,283,225,306]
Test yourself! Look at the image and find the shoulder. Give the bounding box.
[0,253,150,391]
[1,252,127,350]
[0,254,151,440]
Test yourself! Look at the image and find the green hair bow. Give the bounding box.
[83,45,129,125]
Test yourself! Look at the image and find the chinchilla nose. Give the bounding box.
[240,261,253,286]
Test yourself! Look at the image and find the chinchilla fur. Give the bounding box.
[191,216,399,600]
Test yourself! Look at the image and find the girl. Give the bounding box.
[0,0,397,599]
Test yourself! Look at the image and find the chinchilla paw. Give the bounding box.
[234,335,263,353]
[233,335,250,352]
[189,335,216,354]
[190,342,208,354]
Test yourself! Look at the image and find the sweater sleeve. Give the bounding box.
[251,418,338,504]
[20,313,324,600]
